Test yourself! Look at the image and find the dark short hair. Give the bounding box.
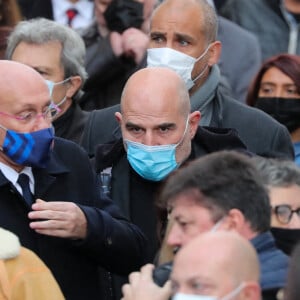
[246,54,300,106]
[158,151,271,233]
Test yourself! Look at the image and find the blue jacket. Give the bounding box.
[251,231,289,290]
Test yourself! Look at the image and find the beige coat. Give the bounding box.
[0,228,65,300]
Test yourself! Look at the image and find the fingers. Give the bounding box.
[28,200,87,239]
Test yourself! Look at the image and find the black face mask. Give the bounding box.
[104,0,144,33]
[271,227,300,255]
[255,97,300,133]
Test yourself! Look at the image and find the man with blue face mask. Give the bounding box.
[0,60,148,300]
[6,18,90,144]
[96,67,246,261]
[122,232,261,300]
[93,67,247,299]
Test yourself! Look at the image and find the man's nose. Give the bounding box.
[32,115,51,132]
[142,132,156,146]
[167,226,183,249]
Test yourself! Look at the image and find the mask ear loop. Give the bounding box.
[192,44,211,83]
[221,282,246,300]
[46,78,71,107]
[175,116,190,148]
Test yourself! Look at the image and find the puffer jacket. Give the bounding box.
[0,228,65,300]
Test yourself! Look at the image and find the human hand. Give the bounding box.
[121,264,172,300]
[28,199,87,239]
[110,31,124,57]
[121,27,149,64]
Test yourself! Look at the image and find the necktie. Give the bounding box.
[17,173,33,206]
[66,8,78,27]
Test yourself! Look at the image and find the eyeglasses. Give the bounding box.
[0,102,61,124]
[272,204,300,224]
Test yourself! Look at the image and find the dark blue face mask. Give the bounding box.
[0,127,54,168]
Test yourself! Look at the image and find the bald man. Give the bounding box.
[0,60,147,300]
[122,231,261,300]
[94,67,246,264]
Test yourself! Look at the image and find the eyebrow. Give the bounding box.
[150,31,195,43]
[125,121,176,129]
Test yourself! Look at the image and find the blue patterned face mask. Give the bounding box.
[0,127,54,168]
[124,119,189,181]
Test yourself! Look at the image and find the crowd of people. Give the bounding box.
[0,0,300,300]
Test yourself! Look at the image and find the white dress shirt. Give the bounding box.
[0,162,34,195]
[52,0,94,29]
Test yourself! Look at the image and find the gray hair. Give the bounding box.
[254,157,300,188]
[6,18,88,87]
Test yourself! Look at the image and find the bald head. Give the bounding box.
[121,67,190,116]
[172,231,260,297]
[152,0,218,44]
[0,60,48,100]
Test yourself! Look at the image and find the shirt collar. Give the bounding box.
[0,162,34,194]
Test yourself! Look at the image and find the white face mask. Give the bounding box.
[172,283,245,300]
[147,46,210,90]
[45,78,70,107]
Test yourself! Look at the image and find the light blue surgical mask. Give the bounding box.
[172,282,245,300]
[147,45,210,90]
[45,78,70,107]
[124,118,189,181]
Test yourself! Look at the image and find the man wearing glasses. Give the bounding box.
[0,60,147,299]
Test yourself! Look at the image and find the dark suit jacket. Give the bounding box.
[0,137,147,300]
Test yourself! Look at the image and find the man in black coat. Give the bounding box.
[81,0,294,161]
[0,60,147,300]
[89,67,248,299]
[94,67,247,260]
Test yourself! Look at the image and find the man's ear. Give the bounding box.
[207,41,222,66]
[242,282,261,300]
[188,111,201,139]
[66,76,82,98]
[224,209,245,233]
[115,112,122,124]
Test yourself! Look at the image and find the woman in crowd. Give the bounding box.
[247,54,300,165]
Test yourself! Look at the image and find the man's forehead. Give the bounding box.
[151,0,203,27]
